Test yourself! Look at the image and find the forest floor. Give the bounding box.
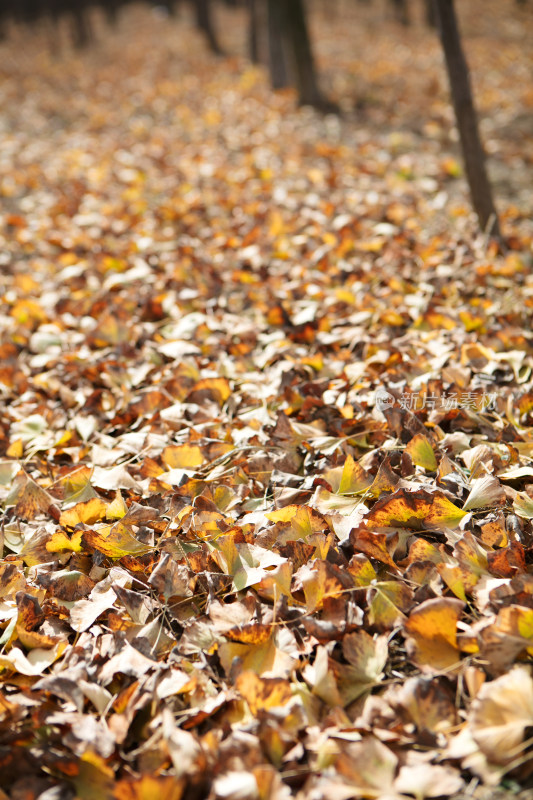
[1,2,533,798]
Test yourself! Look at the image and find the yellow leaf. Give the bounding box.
[367,581,413,630]
[404,597,464,672]
[338,455,372,495]
[6,440,23,458]
[296,560,351,613]
[47,530,83,554]
[265,505,299,523]
[58,466,97,504]
[366,488,466,529]
[114,776,185,800]
[269,210,285,237]
[162,444,204,469]
[82,526,152,559]
[405,434,437,471]
[187,377,231,405]
[236,671,293,715]
[59,497,107,528]
[218,633,296,678]
[106,490,128,520]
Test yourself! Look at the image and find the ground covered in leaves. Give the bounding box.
[1,2,533,798]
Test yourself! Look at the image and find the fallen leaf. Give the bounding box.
[404,597,464,672]
[366,488,466,529]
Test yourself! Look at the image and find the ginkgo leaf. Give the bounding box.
[334,737,398,796]
[468,666,533,765]
[366,488,466,529]
[114,776,185,800]
[162,444,205,469]
[46,530,84,554]
[187,377,231,405]
[236,671,293,715]
[59,497,108,528]
[265,506,300,523]
[405,433,438,471]
[37,569,95,601]
[395,764,464,799]
[334,630,388,705]
[478,605,533,671]
[404,597,464,672]
[81,526,153,559]
[1,7,530,793]
[513,492,533,519]
[58,466,98,504]
[301,644,343,707]
[218,630,297,679]
[294,560,353,613]
[367,580,414,630]
[91,465,143,493]
[388,675,458,734]
[0,642,67,676]
[351,527,399,571]
[5,472,56,520]
[463,477,505,511]
[338,455,372,495]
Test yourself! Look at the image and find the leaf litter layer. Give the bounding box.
[1,2,533,799]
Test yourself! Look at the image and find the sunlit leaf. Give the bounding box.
[405,434,437,471]
[366,488,467,529]
[82,528,153,559]
[236,671,293,715]
[404,597,464,672]
[59,497,108,528]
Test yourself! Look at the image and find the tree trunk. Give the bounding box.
[71,5,92,48]
[425,0,436,27]
[434,0,500,237]
[248,0,268,64]
[249,0,259,62]
[195,0,223,55]
[105,0,121,27]
[267,0,289,88]
[281,0,325,107]
[390,0,409,26]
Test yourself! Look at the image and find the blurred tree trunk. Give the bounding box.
[195,0,223,55]
[156,0,179,15]
[249,0,270,64]
[249,0,259,62]
[267,0,289,88]
[390,0,409,25]
[425,0,436,27]
[71,5,92,48]
[281,0,325,107]
[434,0,500,237]
[105,0,121,27]
[249,0,269,64]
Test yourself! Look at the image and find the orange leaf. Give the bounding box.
[351,527,399,572]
